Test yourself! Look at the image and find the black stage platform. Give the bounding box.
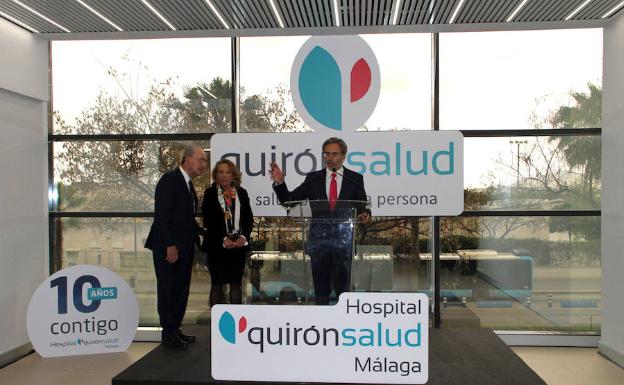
[112,325,546,385]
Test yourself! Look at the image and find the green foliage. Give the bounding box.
[547,83,601,207]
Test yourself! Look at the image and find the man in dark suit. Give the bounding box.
[145,144,207,350]
[270,137,370,305]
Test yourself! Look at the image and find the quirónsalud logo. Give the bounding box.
[291,36,380,133]
[219,311,247,344]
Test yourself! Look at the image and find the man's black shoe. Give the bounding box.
[176,329,196,343]
[161,336,188,350]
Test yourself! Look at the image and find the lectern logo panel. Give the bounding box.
[212,293,429,384]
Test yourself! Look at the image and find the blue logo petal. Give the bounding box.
[299,46,342,130]
[219,311,236,344]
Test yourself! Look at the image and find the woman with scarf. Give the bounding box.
[201,159,253,306]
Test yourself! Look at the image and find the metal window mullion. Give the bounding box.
[231,36,240,133]
[48,41,57,274]
[432,216,440,328]
[432,32,441,328]
[459,128,601,137]
[49,212,156,218]
[48,133,215,141]
[460,210,601,217]
[48,210,601,219]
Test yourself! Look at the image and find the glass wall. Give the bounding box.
[438,216,600,331]
[52,38,232,134]
[239,36,308,132]
[440,29,602,131]
[238,34,432,132]
[52,140,212,212]
[439,29,602,331]
[51,38,230,324]
[50,28,601,333]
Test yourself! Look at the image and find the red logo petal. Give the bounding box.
[238,316,247,333]
[350,58,371,102]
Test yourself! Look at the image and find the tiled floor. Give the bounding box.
[512,346,624,385]
[0,343,157,385]
[0,343,622,385]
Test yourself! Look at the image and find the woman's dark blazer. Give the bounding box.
[201,184,253,253]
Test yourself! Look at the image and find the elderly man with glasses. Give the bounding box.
[145,144,207,350]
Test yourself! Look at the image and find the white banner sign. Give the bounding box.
[27,265,139,357]
[211,131,463,216]
[211,292,429,384]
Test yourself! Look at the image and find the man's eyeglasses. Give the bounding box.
[322,152,343,158]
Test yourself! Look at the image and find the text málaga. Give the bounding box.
[355,356,421,377]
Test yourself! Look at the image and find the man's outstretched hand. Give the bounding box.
[269,162,284,184]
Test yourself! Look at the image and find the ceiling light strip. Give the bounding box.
[391,0,403,25]
[506,0,530,22]
[205,0,230,29]
[0,9,39,32]
[269,0,285,27]
[333,0,340,26]
[602,0,624,18]
[428,0,437,24]
[449,0,466,23]
[141,0,176,30]
[11,0,70,32]
[565,0,593,20]
[75,0,123,31]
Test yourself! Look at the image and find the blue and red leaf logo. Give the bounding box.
[219,311,247,344]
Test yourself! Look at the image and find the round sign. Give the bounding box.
[291,35,381,133]
[27,265,139,357]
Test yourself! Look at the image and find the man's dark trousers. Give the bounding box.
[152,247,194,340]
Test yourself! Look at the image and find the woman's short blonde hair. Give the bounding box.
[211,159,242,188]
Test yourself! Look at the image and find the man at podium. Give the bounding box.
[269,137,371,305]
